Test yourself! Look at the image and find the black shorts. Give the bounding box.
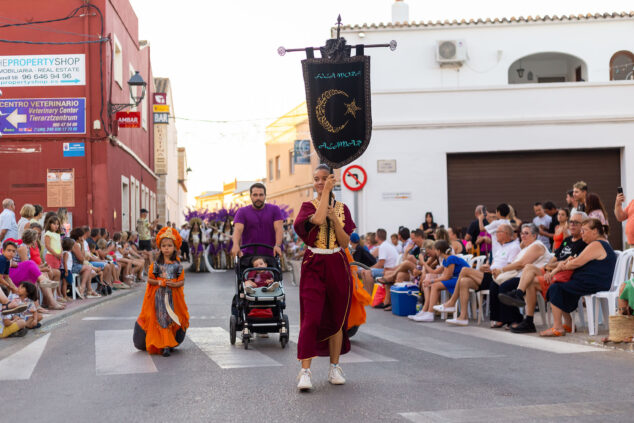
[138,240,152,251]
[478,273,493,291]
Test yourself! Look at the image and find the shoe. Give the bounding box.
[263,282,280,292]
[9,327,28,337]
[297,369,313,391]
[1,303,28,315]
[373,303,387,309]
[328,364,346,385]
[433,304,455,313]
[39,280,59,289]
[162,348,171,357]
[245,286,255,294]
[498,290,526,308]
[446,318,469,326]
[411,311,434,322]
[75,290,84,300]
[86,294,101,299]
[511,319,537,334]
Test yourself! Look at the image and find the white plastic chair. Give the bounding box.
[470,256,487,270]
[584,250,632,335]
[71,273,81,299]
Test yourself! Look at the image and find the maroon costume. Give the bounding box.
[294,199,355,360]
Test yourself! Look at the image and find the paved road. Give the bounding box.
[2,270,634,422]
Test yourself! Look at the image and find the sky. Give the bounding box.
[129,0,632,204]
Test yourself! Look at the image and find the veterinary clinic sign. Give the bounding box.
[0,54,86,87]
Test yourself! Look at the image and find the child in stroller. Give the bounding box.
[244,256,280,294]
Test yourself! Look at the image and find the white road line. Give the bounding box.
[83,316,217,321]
[0,334,50,381]
[187,327,283,369]
[399,400,634,422]
[362,324,501,359]
[95,330,158,376]
[424,323,605,354]
[289,326,397,363]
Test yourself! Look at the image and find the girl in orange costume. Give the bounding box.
[133,227,189,357]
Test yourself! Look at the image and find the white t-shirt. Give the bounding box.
[533,214,552,250]
[491,239,521,270]
[378,241,399,269]
[0,209,18,242]
[485,218,511,256]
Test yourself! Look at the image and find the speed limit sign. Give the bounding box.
[342,165,367,191]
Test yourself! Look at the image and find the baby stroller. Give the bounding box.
[229,243,289,350]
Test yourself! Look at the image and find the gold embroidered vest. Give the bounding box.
[311,199,345,249]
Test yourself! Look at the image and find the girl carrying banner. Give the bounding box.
[133,227,189,357]
[293,164,355,391]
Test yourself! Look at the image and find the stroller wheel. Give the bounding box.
[280,336,288,348]
[229,315,237,345]
[243,336,250,350]
[347,325,360,338]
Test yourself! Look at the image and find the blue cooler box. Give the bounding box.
[390,285,420,316]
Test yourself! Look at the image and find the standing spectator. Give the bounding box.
[57,208,70,237]
[532,202,552,250]
[565,190,577,210]
[572,181,588,212]
[615,190,634,247]
[0,199,18,243]
[586,193,609,230]
[483,203,511,257]
[17,204,35,239]
[31,204,43,226]
[464,205,485,250]
[136,208,156,253]
[421,212,437,240]
[507,205,523,234]
[179,224,191,261]
[552,208,570,251]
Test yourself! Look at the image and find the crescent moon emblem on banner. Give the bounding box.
[315,89,349,133]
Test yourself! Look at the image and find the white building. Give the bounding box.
[340,3,634,247]
[154,77,188,227]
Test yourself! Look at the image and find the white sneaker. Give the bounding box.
[328,365,346,385]
[411,311,434,322]
[446,318,468,326]
[297,369,313,391]
[433,304,455,313]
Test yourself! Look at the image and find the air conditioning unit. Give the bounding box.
[436,40,467,64]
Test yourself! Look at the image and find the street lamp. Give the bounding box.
[108,71,147,114]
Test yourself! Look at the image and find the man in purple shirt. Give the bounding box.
[231,183,283,257]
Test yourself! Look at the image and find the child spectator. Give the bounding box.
[7,282,41,329]
[60,237,75,301]
[244,256,279,294]
[44,216,63,276]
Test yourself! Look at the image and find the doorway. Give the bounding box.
[121,177,130,231]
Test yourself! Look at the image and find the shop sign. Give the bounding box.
[0,98,86,135]
[0,54,85,87]
[116,111,141,128]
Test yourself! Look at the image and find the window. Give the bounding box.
[610,51,634,80]
[289,151,295,175]
[268,159,273,181]
[113,35,123,88]
[275,155,281,179]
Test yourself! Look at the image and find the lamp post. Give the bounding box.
[108,71,147,114]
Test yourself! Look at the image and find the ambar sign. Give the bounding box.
[116,111,141,128]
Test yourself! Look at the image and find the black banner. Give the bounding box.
[302,55,371,169]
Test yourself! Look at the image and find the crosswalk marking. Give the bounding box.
[187,327,283,369]
[399,400,634,422]
[362,324,501,359]
[424,324,605,354]
[83,316,219,321]
[289,326,397,364]
[0,334,50,381]
[95,330,158,376]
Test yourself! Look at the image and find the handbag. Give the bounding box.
[493,270,520,284]
[552,269,574,283]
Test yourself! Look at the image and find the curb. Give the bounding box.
[39,287,141,329]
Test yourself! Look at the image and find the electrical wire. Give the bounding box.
[0,15,100,38]
[0,38,107,45]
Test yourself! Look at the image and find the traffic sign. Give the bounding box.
[342,165,367,191]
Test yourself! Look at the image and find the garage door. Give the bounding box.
[447,148,622,248]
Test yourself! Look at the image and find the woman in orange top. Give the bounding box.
[552,208,570,251]
[133,227,189,357]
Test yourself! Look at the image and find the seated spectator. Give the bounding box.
[1,305,27,339]
[69,227,101,299]
[432,224,521,325]
[12,230,64,310]
[350,233,376,268]
[244,256,279,294]
[498,212,588,333]
[434,227,450,243]
[540,218,616,337]
[0,198,18,243]
[618,279,634,328]
[447,227,465,255]
[361,228,398,310]
[551,208,570,251]
[411,240,469,322]
[28,223,45,268]
[398,227,413,251]
[586,192,609,232]
[365,232,378,256]
[390,233,403,254]
[17,203,35,239]
[532,202,552,250]
[7,281,41,329]
[421,212,437,240]
[112,232,136,286]
[507,205,523,234]
[30,204,43,226]
[542,201,559,245]
[614,190,634,248]
[378,229,425,284]
[486,224,552,329]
